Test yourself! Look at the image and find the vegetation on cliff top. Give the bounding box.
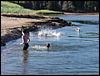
[1,1,63,15]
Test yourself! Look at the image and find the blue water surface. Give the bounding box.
[1,15,99,75]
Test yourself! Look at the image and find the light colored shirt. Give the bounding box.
[22,33,30,44]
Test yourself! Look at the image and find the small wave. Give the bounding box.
[38,29,61,37]
[32,45,47,49]
[84,40,99,42]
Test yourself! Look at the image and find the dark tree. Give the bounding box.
[62,1,75,12]
[73,1,84,12]
[8,1,99,13]
[47,1,60,10]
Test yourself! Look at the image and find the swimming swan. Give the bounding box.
[75,27,80,32]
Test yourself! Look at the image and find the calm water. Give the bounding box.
[1,15,99,75]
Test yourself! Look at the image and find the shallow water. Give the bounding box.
[1,15,99,75]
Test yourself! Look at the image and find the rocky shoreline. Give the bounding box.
[1,14,71,46]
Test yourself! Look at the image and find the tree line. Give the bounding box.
[8,1,99,12]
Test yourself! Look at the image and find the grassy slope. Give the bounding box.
[1,1,63,15]
[1,1,34,13]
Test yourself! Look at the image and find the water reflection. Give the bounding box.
[72,21,99,25]
[22,50,29,75]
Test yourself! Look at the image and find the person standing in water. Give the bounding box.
[21,28,30,50]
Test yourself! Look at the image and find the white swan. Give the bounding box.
[75,27,80,32]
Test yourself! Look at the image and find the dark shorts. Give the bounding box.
[23,43,29,50]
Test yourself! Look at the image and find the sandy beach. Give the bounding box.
[1,14,51,36]
[1,17,32,37]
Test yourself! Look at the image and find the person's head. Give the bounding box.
[23,29,29,34]
[47,43,50,49]
[22,26,25,28]
[21,26,25,31]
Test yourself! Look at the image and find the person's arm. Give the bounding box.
[28,36,30,42]
[22,31,25,35]
[28,32,30,42]
[20,35,24,44]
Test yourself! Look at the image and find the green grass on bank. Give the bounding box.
[1,1,33,13]
[1,1,63,15]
